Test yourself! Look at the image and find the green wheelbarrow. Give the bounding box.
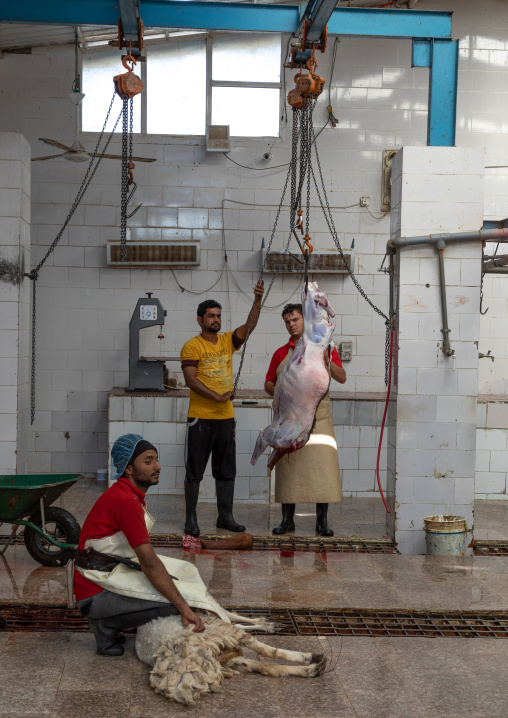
[0,474,82,567]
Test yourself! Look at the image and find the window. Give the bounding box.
[82,34,281,138]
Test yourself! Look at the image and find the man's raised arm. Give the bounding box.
[234,280,265,342]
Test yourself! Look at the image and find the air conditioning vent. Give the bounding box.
[107,241,201,267]
[262,250,354,274]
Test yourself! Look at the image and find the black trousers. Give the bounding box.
[185,417,236,483]
[76,590,179,620]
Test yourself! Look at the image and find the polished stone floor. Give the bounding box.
[2,479,508,717]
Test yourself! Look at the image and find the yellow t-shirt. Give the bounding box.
[180,331,237,420]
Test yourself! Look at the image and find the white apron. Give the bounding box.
[274,350,342,504]
[76,506,230,621]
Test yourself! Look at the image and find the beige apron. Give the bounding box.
[76,506,230,621]
[274,350,342,504]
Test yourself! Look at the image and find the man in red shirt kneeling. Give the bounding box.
[74,433,205,656]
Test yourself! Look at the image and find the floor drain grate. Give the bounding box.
[149,534,400,554]
[0,533,398,554]
[2,606,508,638]
[474,542,508,556]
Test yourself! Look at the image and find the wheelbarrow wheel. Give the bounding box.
[24,507,81,567]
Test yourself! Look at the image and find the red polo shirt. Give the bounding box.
[74,477,151,601]
[266,337,342,384]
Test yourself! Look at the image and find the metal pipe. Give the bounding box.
[388,227,508,249]
[387,227,508,358]
[483,256,508,270]
[483,267,508,274]
[435,239,454,356]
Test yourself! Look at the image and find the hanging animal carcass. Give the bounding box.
[136,611,326,705]
[251,282,335,469]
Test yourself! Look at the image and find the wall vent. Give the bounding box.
[262,250,354,274]
[107,240,201,267]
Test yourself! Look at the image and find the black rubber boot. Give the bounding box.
[88,604,177,657]
[216,480,245,532]
[184,481,200,537]
[272,504,296,535]
[316,503,334,537]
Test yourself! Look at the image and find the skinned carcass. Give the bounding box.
[251,281,335,469]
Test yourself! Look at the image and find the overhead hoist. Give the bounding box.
[285,26,327,294]
[113,19,145,262]
[27,24,147,423]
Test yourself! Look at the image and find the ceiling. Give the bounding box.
[0,1,419,51]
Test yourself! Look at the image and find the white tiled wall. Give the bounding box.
[0,1,506,474]
[388,146,483,555]
[108,394,387,501]
[108,396,272,501]
[0,132,31,475]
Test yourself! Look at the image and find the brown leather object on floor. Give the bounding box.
[200,533,253,550]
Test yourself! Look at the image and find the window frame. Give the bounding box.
[81,32,284,141]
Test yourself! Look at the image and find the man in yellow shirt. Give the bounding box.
[180,280,264,536]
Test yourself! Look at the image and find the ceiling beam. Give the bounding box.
[0,1,453,39]
[119,0,141,43]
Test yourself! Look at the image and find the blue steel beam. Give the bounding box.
[0,1,452,39]
[0,0,456,146]
[119,0,141,43]
[428,40,459,147]
[412,39,459,146]
[298,0,339,44]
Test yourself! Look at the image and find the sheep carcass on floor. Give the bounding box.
[136,612,326,705]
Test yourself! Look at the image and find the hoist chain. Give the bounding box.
[307,117,395,384]
[120,98,129,262]
[304,100,312,238]
[29,92,122,424]
[384,323,392,387]
[232,116,309,394]
[120,98,135,261]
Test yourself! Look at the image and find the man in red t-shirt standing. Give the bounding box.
[74,434,205,656]
[264,303,346,537]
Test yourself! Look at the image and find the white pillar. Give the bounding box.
[387,146,484,554]
[0,132,31,474]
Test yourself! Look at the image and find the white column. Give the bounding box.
[387,146,484,554]
[0,132,31,474]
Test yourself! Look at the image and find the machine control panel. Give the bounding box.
[140,305,157,321]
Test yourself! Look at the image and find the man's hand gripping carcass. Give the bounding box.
[251,282,336,469]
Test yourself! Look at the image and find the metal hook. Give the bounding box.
[126,181,142,218]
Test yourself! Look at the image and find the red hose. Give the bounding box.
[376,330,393,513]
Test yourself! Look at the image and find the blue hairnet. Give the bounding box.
[110,433,144,481]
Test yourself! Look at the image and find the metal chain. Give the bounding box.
[232,115,309,394]
[307,114,395,384]
[305,100,311,237]
[384,324,391,387]
[29,91,122,424]
[129,97,134,163]
[290,108,300,230]
[120,98,129,262]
